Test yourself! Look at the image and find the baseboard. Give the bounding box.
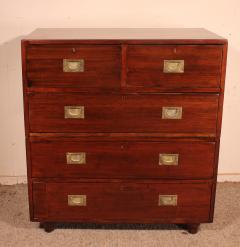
[0,174,240,185]
[0,176,27,185]
[217,174,240,182]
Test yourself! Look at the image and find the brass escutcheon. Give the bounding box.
[163,60,184,73]
[64,106,85,119]
[63,59,84,72]
[158,195,178,206]
[162,107,182,119]
[66,152,86,164]
[68,195,87,206]
[159,154,179,166]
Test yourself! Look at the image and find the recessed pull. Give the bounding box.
[63,59,84,72]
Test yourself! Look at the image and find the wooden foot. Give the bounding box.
[187,223,200,234]
[39,222,55,233]
[176,223,200,234]
[39,222,44,228]
[176,224,187,229]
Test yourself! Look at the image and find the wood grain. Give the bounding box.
[28,93,219,134]
[31,180,212,223]
[21,29,228,231]
[30,140,216,179]
[26,44,121,88]
[126,45,223,90]
[32,182,47,220]
[209,41,228,221]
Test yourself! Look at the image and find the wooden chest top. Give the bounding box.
[24,28,226,43]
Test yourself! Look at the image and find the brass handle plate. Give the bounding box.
[163,60,184,73]
[159,154,179,166]
[63,59,84,72]
[68,195,87,206]
[162,107,182,119]
[64,106,84,119]
[158,195,178,206]
[66,152,86,164]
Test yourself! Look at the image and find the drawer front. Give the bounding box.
[126,45,223,90]
[29,93,219,134]
[26,44,121,88]
[31,141,216,179]
[33,181,212,222]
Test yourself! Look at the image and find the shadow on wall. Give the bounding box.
[218,43,240,175]
[0,36,27,178]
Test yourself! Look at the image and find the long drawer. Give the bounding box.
[30,140,216,179]
[127,45,223,90]
[29,93,219,134]
[32,181,212,222]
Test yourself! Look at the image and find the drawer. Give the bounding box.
[33,181,212,222]
[26,44,121,88]
[29,93,219,135]
[126,45,223,91]
[31,140,216,179]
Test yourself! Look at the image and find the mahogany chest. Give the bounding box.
[21,28,227,233]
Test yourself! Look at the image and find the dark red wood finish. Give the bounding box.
[26,44,121,88]
[126,45,223,90]
[32,182,47,220]
[32,180,212,223]
[21,28,227,234]
[30,140,216,179]
[21,41,34,220]
[28,93,219,134]
[209,42,228,221]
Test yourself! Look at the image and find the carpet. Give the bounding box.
[0,183,239,247]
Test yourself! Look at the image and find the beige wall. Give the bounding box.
[0,0,239,183]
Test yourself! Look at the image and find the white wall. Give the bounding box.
[0,0,240,184]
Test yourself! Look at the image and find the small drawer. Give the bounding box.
[29,93,219,135]
[26,44,121,89]
[31,140,216,179]
[33,181,212,222]
[126,45,223,91]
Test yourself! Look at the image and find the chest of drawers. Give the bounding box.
[21,28,227,234]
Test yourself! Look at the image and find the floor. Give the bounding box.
[0,183,239,247]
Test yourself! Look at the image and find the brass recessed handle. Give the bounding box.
[63,59,84,72]
[68,195,87,206]
[163,60,184,73]
[66,152,86,164]
[159,154,179,166]
[64,106,84,119]
[162,107,182,119]
[158,195,178,206]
